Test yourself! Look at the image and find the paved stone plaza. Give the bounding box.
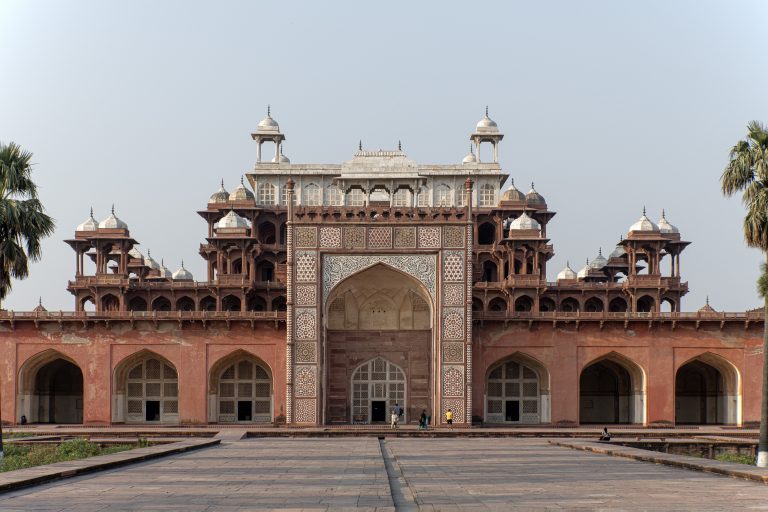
[3,438,768,511]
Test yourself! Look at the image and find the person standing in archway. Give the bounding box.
[445,408,453,428]
[390,405,399,429]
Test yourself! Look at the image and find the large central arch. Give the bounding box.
[323,263,434,424]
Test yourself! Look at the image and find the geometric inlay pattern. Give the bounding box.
[442,398,465,424]
[295,251,317,282]
[442,342,465,363]
[294,398,317,423]
[295,341,317,363]
[442,308,464,340]
[295,227,317,248]
[343,226,366,249]
[442,250,464,282]
[319,226,342,248]
[295,308,317,340]
[442,283,464,307]
[367,227,392,249]
[322,254,437,302]
[394,227,417,248]
[418,226,441,248]
[295,285,317,307]
[442,365,465,397]
[443,226,465,248]
[294,365,317,397]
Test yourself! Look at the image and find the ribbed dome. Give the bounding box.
[271,147,290,163]
[209,180,230,204]
[698,296,716,313]
[144,249,159,270]
[257,106,279,131]
[76,208,98,232]
[658,210,679,233]
[230,177,255,201]
[462,145,477,164]
[158,259,172,279]
[217,210,250,229]
[98,205,128,229]
[508,212,541,230]
[501,179,525,201]
[33,297,47,312]
[590,248,607,269]
[557,262,577,280]
[172,261,194,281]
[629,208,659,232]
[525,183,546,205]
[577,259,590,278]
[609,244,626,259]
[475,107,499,132]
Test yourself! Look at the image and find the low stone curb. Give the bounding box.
[0,438,220,493]
[550,439,768,484]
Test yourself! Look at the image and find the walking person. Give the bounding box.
[445,408,453,428]
[419,410,427,431]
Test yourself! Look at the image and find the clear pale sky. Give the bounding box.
[1,0,766,311]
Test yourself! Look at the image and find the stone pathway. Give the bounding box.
[4,438,768,511]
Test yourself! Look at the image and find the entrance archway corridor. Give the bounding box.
[4,438,768,510]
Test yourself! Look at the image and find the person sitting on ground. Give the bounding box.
[599,426,611,441]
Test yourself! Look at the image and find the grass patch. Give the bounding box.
[0,438,136,472]
[714,453,756,465]
[3,432,37,440]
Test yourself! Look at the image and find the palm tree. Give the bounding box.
[0,141,55,458]
[721,120,768,467]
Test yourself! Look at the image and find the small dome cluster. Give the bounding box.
[76,206,128,232]
[209,177,257,204]
[627,207,678,234]
[499,180,546,206]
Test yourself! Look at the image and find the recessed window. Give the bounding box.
[479,184,496,207]
[257,183,275,205]
[347,187,366,207]
[303,183,321,206]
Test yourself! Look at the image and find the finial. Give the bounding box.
[240,175,244,185]
[221,178,224,188]
[706,295,710,305]
[586,258,589,265]
[469,143,474,155]
[566,260,570,267]
[147,249,151,257]
[181,259,184,268]
[642,206,646,216]
[398,140,402,151]
[38,296,42,306]
[531,181,535,190]
[90,206,94,218]
[161,258,164,266]
[485,105,489,117]
[358,140,362,151]
[111,204,115,215]
[598,247,602,256]
[267,104,271,117]
[662,208,666,219]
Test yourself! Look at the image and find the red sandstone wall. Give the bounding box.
[0,321,285,425]
[473,321,764,425]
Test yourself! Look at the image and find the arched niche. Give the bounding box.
[208,350,273,424]
[17,350,84,424]
[579,352,646,425]
[675,353,740,425]
[485,352,551,424]
[112,350,179,424]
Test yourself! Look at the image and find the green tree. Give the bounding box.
[721,120,768,467]
[0,141,55,459]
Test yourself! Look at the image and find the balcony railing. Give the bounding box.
[472,310,763,322]
[0,310,286,322]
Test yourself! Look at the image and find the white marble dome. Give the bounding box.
[76,208,98,232]
[271,148,290,163]
[557,262,577,280]
[590,249,607,269]
[158,260,172,279]
[508,212,541,230]
[629,209,659,232]
[577,259,591,278]
[658,210,679,234]
[257,107,279,131]
[98,206,128,229]
[476,107,499,132]
[462,145,477,164]
[144,250,159,270]
[172,261,194,281]
[217,210,250,229]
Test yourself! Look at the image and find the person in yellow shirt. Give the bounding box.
[445,408,453,428]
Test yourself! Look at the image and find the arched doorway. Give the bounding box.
[485,354,550,424]
[351,357,406,424]
[209,353,272,423]
[324,263,432,424]
[675,354,740,425]
[18,352,84,424]
[579,354,645,424]
[114,352,179,424]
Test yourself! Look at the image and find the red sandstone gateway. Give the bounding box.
[0,110,762,427]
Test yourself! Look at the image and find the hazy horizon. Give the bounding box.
[1,0,767,312]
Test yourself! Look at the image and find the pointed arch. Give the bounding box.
[350,357,406,424]
[17,349,85,424]
[112,349,179,424]
[579,351,646,425]
[675,352,741,425]
[485,352,551,424]
[208,349,273,423]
